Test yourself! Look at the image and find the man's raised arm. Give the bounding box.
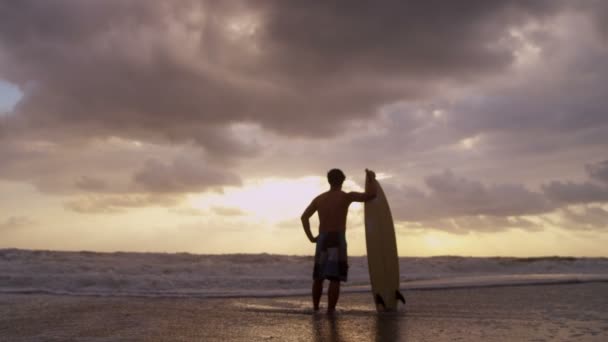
[348,169,377,202]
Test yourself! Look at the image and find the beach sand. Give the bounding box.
[1,283,607,341]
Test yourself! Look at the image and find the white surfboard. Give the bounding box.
[364,179,405,311]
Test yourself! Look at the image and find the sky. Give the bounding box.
[1,1,608,256]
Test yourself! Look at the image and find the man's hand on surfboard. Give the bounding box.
[363,169,377,201]
[365,169,376,181]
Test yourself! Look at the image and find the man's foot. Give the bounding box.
[326,308,336,315]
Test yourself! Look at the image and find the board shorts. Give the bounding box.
[313,231,348,282]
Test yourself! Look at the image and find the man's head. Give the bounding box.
[327,169,346,188]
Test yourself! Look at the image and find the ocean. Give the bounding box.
[1,249,607,298]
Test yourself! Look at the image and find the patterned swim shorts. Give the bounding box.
[313,231,348,282]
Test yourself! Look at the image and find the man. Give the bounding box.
[301,168,377,314]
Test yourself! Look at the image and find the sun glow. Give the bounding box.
[189,177,327,223]
[424,234,444,249]
[459,135,481,150]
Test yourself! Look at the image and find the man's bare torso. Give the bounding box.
[315,190,352,233]
[301,170,375,240]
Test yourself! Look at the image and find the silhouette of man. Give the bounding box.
[301,168,377,314]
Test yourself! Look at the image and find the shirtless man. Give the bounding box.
[301,168,377,314]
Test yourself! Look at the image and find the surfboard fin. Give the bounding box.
[396,290,406,304]
[375,294,386,308]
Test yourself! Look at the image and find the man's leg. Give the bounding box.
[312,279,323,311]
[327,280,340,314]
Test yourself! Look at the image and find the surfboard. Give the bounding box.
[364,179,405,311]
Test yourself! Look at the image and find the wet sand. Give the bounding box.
[1,283,607,341]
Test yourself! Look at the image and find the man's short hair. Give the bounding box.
[327,169,346,187]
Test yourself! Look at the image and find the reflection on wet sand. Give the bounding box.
[374,313,402,342]
[311,312,404,342]
[312,315,344,342]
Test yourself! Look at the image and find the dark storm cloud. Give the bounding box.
[0,0,567,153]
[260,1,561,79]
[259,1,608,182]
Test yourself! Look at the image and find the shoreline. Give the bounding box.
[1,273,607,300]
[2,283,607,341]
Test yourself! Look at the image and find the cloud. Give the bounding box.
[586,160,608,184]
[557,206,608,230]
[541,160,608,206]
[63,155,243,213]
[133,158,241,193]
[385,161,608,233]
[211,206,246,216]
[1,2,605,185]
[577,0,608,38]
[387,170,551,222]
[541,181,608,205]
[61,156,242,213]
[168,206,245,217]
[0,0,570,153]
[418,215,543,234]
[64,194,180,214]
[0,138,153,194]
[169,207,208,217]
[74,176,108,192]
[238,8,608,186]
[1,1,607,237]
[0,138,240,197]
[260,1,563,81]
[0,216,33,230]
